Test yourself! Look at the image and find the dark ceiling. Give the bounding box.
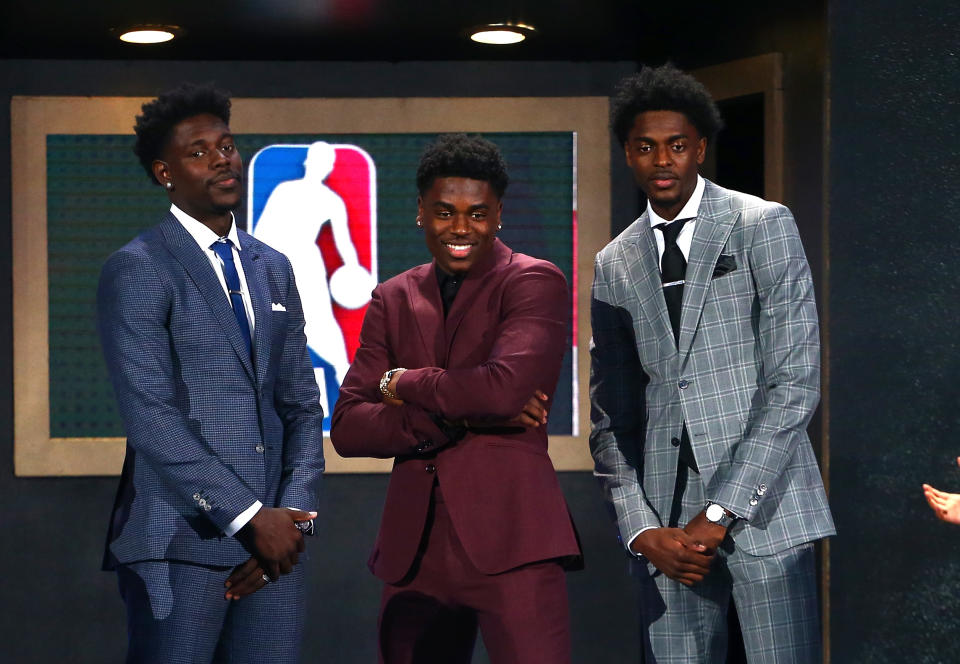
[0,1,822,64]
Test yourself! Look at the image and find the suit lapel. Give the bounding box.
[405,264,446,365]
[159,214,255,382]
[678,181,739,359]
[623,217,676,354]
[238,233,271,387]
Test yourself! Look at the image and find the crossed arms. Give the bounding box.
[332,261,569,457]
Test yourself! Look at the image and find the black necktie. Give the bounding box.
[654,220,700,511]
[654,220,688,345]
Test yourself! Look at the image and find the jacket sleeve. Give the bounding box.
[588,252,661,543]
[330,284,449,458]
[394,262,569,421]
[708,204,821,520]
[273,255,326,511]
[97,249,260,532]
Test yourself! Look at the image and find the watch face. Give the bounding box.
[706,503,724,522]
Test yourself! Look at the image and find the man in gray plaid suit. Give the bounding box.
[98,83,324,662]
[590,64,835,662]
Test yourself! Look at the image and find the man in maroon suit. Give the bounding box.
[331,134,581,663]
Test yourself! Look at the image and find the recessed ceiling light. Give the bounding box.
[115,25,182,44]
[470,23,536,45]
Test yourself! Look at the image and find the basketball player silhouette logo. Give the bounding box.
[248,141,377,430]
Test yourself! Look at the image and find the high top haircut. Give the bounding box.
[133,82,232,184]
[416,134,509,199]
[610,63,723,146]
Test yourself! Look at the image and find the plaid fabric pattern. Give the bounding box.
[590,180,835,558]
[635,471,820,663]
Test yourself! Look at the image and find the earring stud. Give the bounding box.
[164,181,173,190]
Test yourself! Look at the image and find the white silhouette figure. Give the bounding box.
[253,142,374,388]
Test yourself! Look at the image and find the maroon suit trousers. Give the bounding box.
[378,484,571,664]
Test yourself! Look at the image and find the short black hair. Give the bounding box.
[416,134,509,199]
[133,82,232,184]
[610,64,723,146]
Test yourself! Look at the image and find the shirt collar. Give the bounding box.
[647,175,705,228]
[170,204,241,250]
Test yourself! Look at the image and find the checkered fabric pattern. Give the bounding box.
[634,471,820,663]
[97,212,324,569]
[119,560,307,663]
[589,180,835,558]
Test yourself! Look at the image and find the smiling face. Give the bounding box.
[624,110,706,221]
[152,112,243,235]
[419,176,501,275]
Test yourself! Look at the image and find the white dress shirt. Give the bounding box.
[627,175,708,556]
[647,174,705,262]
[170,204,262,537]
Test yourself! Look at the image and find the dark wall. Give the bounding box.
[0,59,640,662]
[827,0,960,661]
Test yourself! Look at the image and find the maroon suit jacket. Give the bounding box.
[331,238,581,584]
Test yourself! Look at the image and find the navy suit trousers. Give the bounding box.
[118,560,306,663]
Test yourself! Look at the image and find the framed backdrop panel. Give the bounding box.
[12,96,610,476]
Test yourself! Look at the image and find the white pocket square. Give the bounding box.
[272,302,286,312]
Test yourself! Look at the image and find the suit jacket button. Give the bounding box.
[193,493,201,501]
[425,463,436,474]
[671,437,680,447]
[749,498,758,506]
[678,379,689,389]
[255,444,265,454]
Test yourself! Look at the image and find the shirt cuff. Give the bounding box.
[224,500,263,537]
[626,526,658,558]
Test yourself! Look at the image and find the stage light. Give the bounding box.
[469,23,536,45]
[115,26,181,44]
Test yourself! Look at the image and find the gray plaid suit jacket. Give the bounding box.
[590,180,834,557]
[97,212,324,569]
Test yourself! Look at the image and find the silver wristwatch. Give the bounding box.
[379,368,406,400]
[705,502,736,528]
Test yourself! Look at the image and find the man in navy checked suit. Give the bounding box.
[590,65,835,662]
[97,83,324,663]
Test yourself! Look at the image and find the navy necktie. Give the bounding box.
[210,238,252,355]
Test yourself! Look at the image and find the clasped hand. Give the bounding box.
[631,510,728,587]
[224,506,315,600]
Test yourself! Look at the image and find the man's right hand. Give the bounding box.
[237,507,315,580]
[463,390,550,429]
[631,527,714,586]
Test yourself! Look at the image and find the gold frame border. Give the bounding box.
[12,95,610,476]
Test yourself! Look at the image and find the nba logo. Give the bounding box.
[248,142,377,431]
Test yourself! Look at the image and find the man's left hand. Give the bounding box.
[684,510,729,553]
[224,556,269,600]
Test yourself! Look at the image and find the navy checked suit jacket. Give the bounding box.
[97,212,324,569]
[590,180,835,557]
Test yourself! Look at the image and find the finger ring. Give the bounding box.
[261,573,270,583]
[295,519,313,534]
